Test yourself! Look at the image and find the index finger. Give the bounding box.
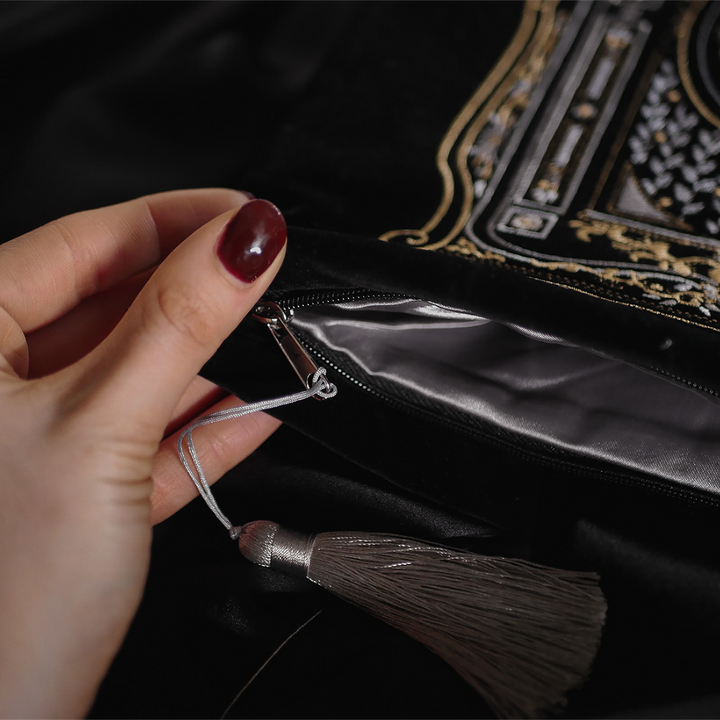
[0,188,251,333]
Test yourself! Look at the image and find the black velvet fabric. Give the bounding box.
[204,227,720,533]
[2,2,720,718]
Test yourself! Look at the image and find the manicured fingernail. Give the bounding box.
[217,199,286,283]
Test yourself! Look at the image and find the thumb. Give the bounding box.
[66,199,286,430]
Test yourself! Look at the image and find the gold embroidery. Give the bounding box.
[379,1,720,328]
[568,217,609,242]
[444,237,506,261]
[380,1,561,248]
[610,236,720,282]
[677,1,720,130]
[444,3,563,252]
[566,218,720,312]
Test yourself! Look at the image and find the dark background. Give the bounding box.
[2,3,720,718]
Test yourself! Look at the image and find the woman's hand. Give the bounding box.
[0,188,285,718]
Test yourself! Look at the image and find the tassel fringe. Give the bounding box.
[238,522,606,719]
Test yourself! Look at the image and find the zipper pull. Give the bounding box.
[252,301,324,393]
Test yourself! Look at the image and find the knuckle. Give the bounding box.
[202,427,235,470]
[0,307,28,378]
[147,280,222,350]
[202,417,254,470]
[46,219,97,296]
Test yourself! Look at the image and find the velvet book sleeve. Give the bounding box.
[201,1,720,530]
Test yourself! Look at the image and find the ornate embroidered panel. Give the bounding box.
[383,0,720,329]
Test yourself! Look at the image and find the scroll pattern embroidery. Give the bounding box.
[383,1,720,328]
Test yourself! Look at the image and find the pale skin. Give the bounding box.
[0,188,284,718]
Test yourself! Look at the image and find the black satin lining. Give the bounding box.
[294,299,720,496]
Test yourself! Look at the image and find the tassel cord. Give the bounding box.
[177,368,337,532]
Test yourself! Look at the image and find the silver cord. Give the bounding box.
[177,368,337,532]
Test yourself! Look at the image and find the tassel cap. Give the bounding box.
[237,520,315,577]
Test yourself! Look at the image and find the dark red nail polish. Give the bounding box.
[217,200,286,283]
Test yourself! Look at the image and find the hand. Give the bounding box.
[0,189,286,718]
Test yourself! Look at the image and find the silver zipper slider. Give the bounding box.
[253,301,323,392]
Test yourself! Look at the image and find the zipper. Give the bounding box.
[274,290,720,404]
[267,289,720,403]
[275,289,407,313]
[253,293,720,509]
[252,300,323,392]
[252,290,405,391]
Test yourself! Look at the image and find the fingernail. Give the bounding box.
[240,190,256,199]
[217,200,286,283]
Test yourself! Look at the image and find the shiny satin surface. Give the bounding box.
[294,299,720,495]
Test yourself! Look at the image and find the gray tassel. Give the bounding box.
[238,520,606,719]
[178,381,605,718]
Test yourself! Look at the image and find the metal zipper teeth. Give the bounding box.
[277,289,408,313]
[296,338,386,399]
[649,366,720,399]
[297,332,720,509]
[275,292,720,509]
[282,291,720,403]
